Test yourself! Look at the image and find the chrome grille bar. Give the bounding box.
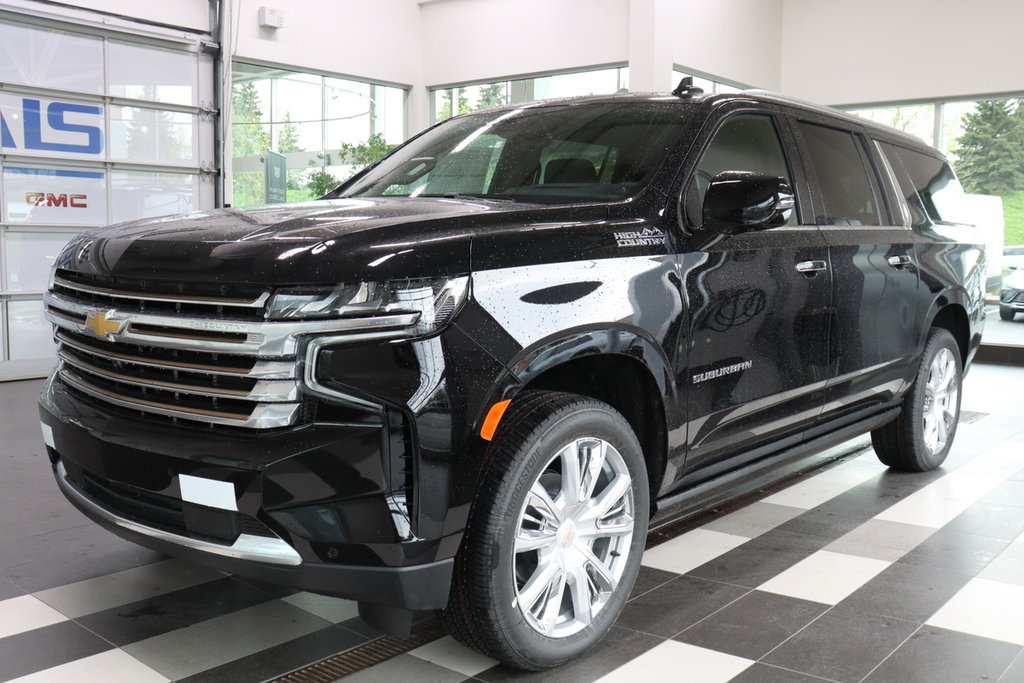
[52,274,271,308]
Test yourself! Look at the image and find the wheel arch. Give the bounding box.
[929,303,970,368]
[505,327,673,511]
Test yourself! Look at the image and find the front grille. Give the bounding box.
[45,270,417,429]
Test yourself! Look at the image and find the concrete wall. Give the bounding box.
[781,0,1024,105]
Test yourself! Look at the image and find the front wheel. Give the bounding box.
[442,392,649,670]
[872,328,962,471]
[1000,306,1016,321]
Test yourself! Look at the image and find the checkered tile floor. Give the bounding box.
[3,363,1024,682]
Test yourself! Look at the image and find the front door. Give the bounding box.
[675,112,832,484]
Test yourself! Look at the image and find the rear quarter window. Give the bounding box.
[880,143,969,227]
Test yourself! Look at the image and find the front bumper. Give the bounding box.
[39,373,456,611]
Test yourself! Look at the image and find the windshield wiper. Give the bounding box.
[423,193,520,204]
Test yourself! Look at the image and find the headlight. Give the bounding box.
[267,276,469,335]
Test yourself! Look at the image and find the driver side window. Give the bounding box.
[684,113,795,227]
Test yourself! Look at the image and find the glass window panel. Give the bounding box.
[799,122,879,226]
[110,171,198,223]
[685,114,794,226]
[273,73,322,123]
[108,107,197,165]
[8,300,54,360]
[379,86,405,143]
[273,120,321,154]
[3,165,107,226]
[4,230,80,292]
[232,77,272,124]
[108,42,197,106]
[847,104,935,146]
[231,170,265,208]
[532,68,621,100]
[0,21,103,94]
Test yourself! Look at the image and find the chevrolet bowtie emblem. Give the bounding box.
[85,311,128,340]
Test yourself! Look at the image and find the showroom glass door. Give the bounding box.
[0,12,215,380]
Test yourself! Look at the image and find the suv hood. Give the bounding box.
[56,197,609,284]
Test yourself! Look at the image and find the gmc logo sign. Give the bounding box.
[26,192,88,208]
[0,97,103,155]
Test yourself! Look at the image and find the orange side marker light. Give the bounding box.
[480,399,512,441]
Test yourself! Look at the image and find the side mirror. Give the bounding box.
[694,171,795,249]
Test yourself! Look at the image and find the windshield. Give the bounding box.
[336,101,692,204]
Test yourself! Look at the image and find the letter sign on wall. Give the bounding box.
[0,94,104,159]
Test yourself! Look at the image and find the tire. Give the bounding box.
[441,391,649,670]
[871,328,962,471]
[1000,306,1016,321]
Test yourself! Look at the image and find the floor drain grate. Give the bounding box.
[270,618,447,682]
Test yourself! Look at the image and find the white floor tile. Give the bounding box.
[33,559,224,618]
[927,578,1024,645]
[701,502,805,539]
[757,550,891,605]
[760,459,882,510]
[824,519,936,562]
[409,635,499,676]
[122,600,330,679]
[281,592,359,623]
[596,640,753,683]
[642,529,749,575]
[874,471,1004,529]
[0,595,67,640]
[8,649,169,683]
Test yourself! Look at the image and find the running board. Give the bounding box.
[650,407,899,528]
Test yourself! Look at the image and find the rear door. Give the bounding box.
[676,108,832,482]
[790,116,921,425]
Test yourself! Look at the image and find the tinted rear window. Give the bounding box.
[880,143,967,227]
[798,122,879,226]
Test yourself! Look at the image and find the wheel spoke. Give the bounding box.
[518,561,562,618]
[538,571,567,634]
[578,439,607,504]
[579,474,633,530]
[524,481,561,527]
[559,441,584,506]
[515,526,558,554]
[580,545,618,594]
[567,566,594,627]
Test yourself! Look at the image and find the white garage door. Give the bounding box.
[0,12,215,380]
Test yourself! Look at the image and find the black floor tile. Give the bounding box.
[687,529,822,588]
[896,528,1009,575]
[75,576,276,646]
[940,500,1024,542]
[864,626,1021,683]
[0,577,24,601]
[762,603,919,682]
[476,625,661,682]
[628,566,679,601]
[1001,650,1024,683]
[728,662,832,683]
[838,561,973,624]
[4,543,164,593]
[0,620,112,682]
[176,624,371,683]
[675,590,827,660]
[616,574,749,638]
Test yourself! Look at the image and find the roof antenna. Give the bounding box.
[672,76,704,97]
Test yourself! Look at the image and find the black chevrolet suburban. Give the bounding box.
[39,82,985,670]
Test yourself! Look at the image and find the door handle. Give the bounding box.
[887,254,912,268]
[795,260,827,274]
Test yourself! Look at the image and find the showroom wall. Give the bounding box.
[781,0,1024,105]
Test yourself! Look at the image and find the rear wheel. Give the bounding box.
[442,391,649,670]
[1000,306,1016,321]
[872,328,962,471]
